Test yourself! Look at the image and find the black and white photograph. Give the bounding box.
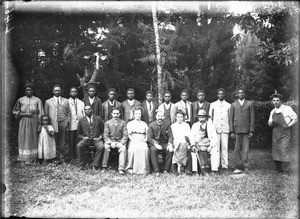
[1,1,299,218]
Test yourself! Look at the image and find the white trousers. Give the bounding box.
[211,133,229,171]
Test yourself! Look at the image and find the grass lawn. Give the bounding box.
[2,148,299,218]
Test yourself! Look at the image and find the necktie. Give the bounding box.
[149,102,152,111]
[74,99,77,115]
[57,97,59,105]
[185,103,189,119]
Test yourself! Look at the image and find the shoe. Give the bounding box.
[233,169,242,174]
[92,165,98,171]
[163,170,169,174]
[244,168,249,173]
[78,165,85,171]
[155,172,160,177]
[185,171,192,176]
[101,167,107,173]
[210,171,219,175]
[118,170,125,175]
[126,169,133,174]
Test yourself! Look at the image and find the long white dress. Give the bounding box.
[38,125,56,160]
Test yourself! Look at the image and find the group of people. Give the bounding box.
[13,82,298,176]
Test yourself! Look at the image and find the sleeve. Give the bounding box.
[98,99,103,118]
[229,104,234,133]
[171,103,177,124]
[285,106,298,120]
[190,124,196,146]
[268,109,274,124]
[249,101,255,133]
[13,99,21,117]
[144,123,148,142]
[127,122,133,141]
[37,98,44,119]
[147,124,156,146]
[120,122,129,145]
[103,122,112,144]
[101,102,105,119]
[99,119,104,138]
[45,100,50,115]
[77,120,84,140]
[208,102,214,120]
[167,124,174,144]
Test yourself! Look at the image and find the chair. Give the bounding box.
[85,145,96,163]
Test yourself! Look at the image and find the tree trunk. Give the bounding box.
[152,2,163,104]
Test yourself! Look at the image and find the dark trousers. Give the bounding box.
[234,133,250,169]
[171,149,193,174]
[77,139,104,167]
[54,119,68,159]
[149,143,173,172]
[274,160,290,174]
[69,130,78,159]
[198,151,208,167]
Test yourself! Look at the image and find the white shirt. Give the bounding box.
[68,97,85,131]
[146,101,153,112]
[89,97,95,105]
[54,96,61,105]
[238,99,245,106]
[171,122,191,147]
[128,99,134,107]
[209,99,231,133]
[198,102,204,108]
[163,102,172,110]
[268,104,297,124]
[86,115,93,124]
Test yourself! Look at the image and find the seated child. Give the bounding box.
[37,115,56,163]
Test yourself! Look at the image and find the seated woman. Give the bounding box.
[125,107,150,175]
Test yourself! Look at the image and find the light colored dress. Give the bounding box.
[13,96,44,162]
[171,122,191,166]
[38,125,56,160]
[126,120,150,174]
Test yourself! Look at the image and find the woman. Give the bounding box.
[268,93,297,174]
[171,110,191,174]
[13,82,44,164]
[126,107,150,175]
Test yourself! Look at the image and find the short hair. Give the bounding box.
[127,88,134,93]
[70,86,78,92]
[53,84,62,90]
[271,93,283,101]
[134,106,144,113]
[111,107,121,113]
[84,105,93,110]
[23,82,34,90]
[146,90,153,96]
[164,91,171,96]
[181,90,188,95]
[197,90,205,95]
[87,84,96,90]
[217,88,226,95]
[175,109,185,117]
[108,88,116,93]
[41,114,51,123]
[237,87,246,93]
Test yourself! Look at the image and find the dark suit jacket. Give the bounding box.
[229,100,255,134]
[103,118,128,145]
[140,101,159,124]
[147,120,173,146]
[82,96,102,117]
[77,116,104,139]
[191,101,210,125]
[121,99,141,123]
[101,100,123,122]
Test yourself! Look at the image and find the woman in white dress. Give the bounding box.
[126,107,150,174]
[171,110,191,174]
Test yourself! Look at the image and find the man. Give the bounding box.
[103,107,128,175]
[45,84,70,162]
[102,88,122,122]
[209,88,231,171]
[77,105,105,171]
[148,111,174,176]
[140,91,158,125]
[157,91,176,124]
[82,84,102,117]
[192,90,210,125]
[190,109,218,175]
[173,90,192,126]
[68,87,85,161]
[229,88,255,173]
[121,88,140,123]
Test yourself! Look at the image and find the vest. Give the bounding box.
[57,103,66,122]
[164,104,171,124]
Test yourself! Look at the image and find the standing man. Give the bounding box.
[229,88,255,173]
[77,105,105,171]
[82,84,102,117]
[157,91,176,124]
[103,107,128,175]
[148,111,174,176]
[268,93,297,174]
[209,88,231,172]
[192,90,210,125]
[190,109,218,175]
[68,87,85,161]
[173,90,192,126]
[122,88,140,123]
[140,91,158,125]
[102,88,122,122]
[45,84,70,162]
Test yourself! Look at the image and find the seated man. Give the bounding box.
[77,105,105,171]
[148,110,174,176]
[103,107,128,175]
